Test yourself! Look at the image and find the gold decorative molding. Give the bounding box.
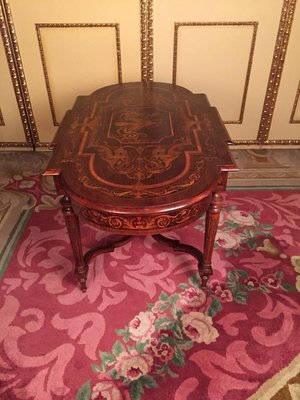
[36,23,122,127]
[264,139,300,145]
[258,0,297,142]
[0,141,32,147]
[0,0,38,147]
[140,0,153,82]
[290,80,300,123]
[0,108,4,125]
[172,21,258,125]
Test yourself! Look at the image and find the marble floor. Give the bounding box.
[228,148,300,188]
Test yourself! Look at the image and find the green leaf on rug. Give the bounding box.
[99,351,116,370]
[76,381,91,400]
[167,366,179,378]
[129,379,144,400]
[280,282,296,291]
[178,283,189,290]
[172,347,185,366]
[159,291,169,301]
[91,364,102,373]
[140,375,158,388]
[115,326,131,342]
[275,271,284,279]
[177,340,194,351]
[155,316,173,331]
[169,293,180,304]
[227,270,239,284]
[261,224,274,230]
[189,273,201,288]
[136,341,147,354]
[112,340,125,357]
[110,368,118,379]
[236,269,249,278]
[233,291,248,304]
[259,285,272,293]
[207,297,222,317]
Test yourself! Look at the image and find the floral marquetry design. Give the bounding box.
[80,196,211,234]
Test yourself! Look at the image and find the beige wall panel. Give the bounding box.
[268,3,300,141]
[153,0,283,141]
[9,0,141,143]
[37,26,120,126]
[175,24,255,123]
[0,41,26,143]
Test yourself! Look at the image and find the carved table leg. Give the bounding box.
[61,196,88,292]
[202,191,223,286]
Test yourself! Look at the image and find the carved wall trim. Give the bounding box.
[36,23,122,127]
[258,0,297,143]
[0,108,4,125]
[0,0,38,147]
[290,81,300,123]
[0,141,32,147]
[172,21,258,125]
[264,139,300,145]
[140,0,153,82]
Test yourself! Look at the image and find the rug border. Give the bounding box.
[248,353,300,400]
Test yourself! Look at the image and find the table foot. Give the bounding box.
[76,265,88,292]
[152,234,210,287]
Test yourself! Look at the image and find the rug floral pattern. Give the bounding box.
[0,168,299,400]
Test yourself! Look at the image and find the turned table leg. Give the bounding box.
[60,196,88,292]
[202,191,223,286]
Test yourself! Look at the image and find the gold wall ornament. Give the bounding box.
[36,23,122,127]
[264,139,300,145]
[0,0,38,147]
[258,0,297,143]
[290,81,300,123]
[140,0,153,82]
[172,21,258,125]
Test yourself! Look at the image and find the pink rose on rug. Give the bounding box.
[115,350,153,381]
[215,231,241,249]
[227,209,255,226]
[145,338,174,362]
[91,381,122,400]
[129,311,155,342]
[210,281,233,302]
[181,312,219,344]
[177,287,211,312]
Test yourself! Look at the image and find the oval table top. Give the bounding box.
[44,82,237,216]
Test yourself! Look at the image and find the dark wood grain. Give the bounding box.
[44,82,238,290]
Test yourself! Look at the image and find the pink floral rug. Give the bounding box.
[0,174,300,400]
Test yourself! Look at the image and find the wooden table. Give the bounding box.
[44,82,237,292]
